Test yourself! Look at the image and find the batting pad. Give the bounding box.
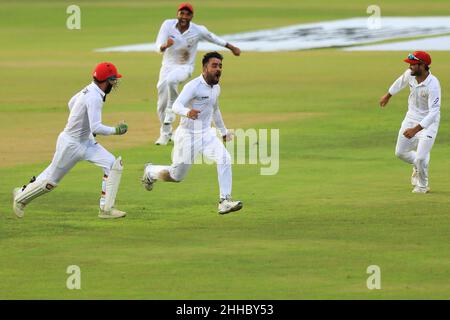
[15,180,57,205]
[103,156,123,211]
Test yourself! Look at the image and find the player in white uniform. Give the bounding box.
[380,51,441,193]
[143,52,243,214]
[12,62,129,219]
[154,2,241,145]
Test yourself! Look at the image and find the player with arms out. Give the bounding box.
[12,62,129,219]
[142,52,243,215]
[154,2,241,145]
[379,51,441,193]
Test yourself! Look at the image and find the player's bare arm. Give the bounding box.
[379,93,392,107]
[225,43,241,56]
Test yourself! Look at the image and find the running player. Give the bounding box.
[154,2,241,145]
[13,62,129,219]
[143,52,243,214]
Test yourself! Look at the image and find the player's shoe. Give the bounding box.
[142,163,155,191]
[155,133,172,146]
[163,108,176,125]
[412,186,430,194]
[12,187,25,218]
[98,207,127,219]
[411,166,419,186]
[218,197,243,215]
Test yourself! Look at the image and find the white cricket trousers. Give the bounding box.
[395,117,439,188]
[147,128,233,199]
[36,132,116,207]
[156,65,193,136]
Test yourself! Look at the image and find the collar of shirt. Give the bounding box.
[90,82,106,101]
[414,71,433,87]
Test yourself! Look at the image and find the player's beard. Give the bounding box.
[410,66,421,77]
[104,83,113,94]
[208,72,221,85]
[105,79,119,94]
[178,18,190,28]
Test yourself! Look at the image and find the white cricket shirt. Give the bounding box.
[389,69,441,128]
[156,19,227,68]
[64,82,116,140]
[172,75,227,135]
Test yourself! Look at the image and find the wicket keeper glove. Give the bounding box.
[115,123,128,135]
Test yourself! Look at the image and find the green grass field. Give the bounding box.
[0,0,449,299]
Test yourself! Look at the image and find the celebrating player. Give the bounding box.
[142,52,243,214]
[379,51,441,193]
[154,2,241,145]
[13,62,129,219]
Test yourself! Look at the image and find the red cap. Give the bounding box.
[404,51,432,66]
[92,62,122,81]
[178,2,194,13]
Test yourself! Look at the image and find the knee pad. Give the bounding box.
[103,154,117,176]
[103,156,123,211]
[15,180,57,205]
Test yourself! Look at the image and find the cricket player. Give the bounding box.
[12,62,129,219]
[380,51,441,193]
[142,52,243,214]
[154,2,241,145]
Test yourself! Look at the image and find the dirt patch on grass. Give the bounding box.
[0,111,320,168]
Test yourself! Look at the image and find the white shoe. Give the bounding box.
[142,163,155,191]
[163,109,176,125]
[218,197,243,215]
[412,186,430,194]
[98,207,127,219]
[411,167,419,186]
[155,134,171,146]
[12,187,25,218]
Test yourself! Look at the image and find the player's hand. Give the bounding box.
[225,43,241,56]
[165,38,175,49]
[379,93,391,108]
[223,131,234,142]
[166,37,175,47]
[187,109,201,120]
[160,38,175,52]
[231,46,241,56]
[403,126,421,139]
[228,44,241,56]
[115,122,128,135]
